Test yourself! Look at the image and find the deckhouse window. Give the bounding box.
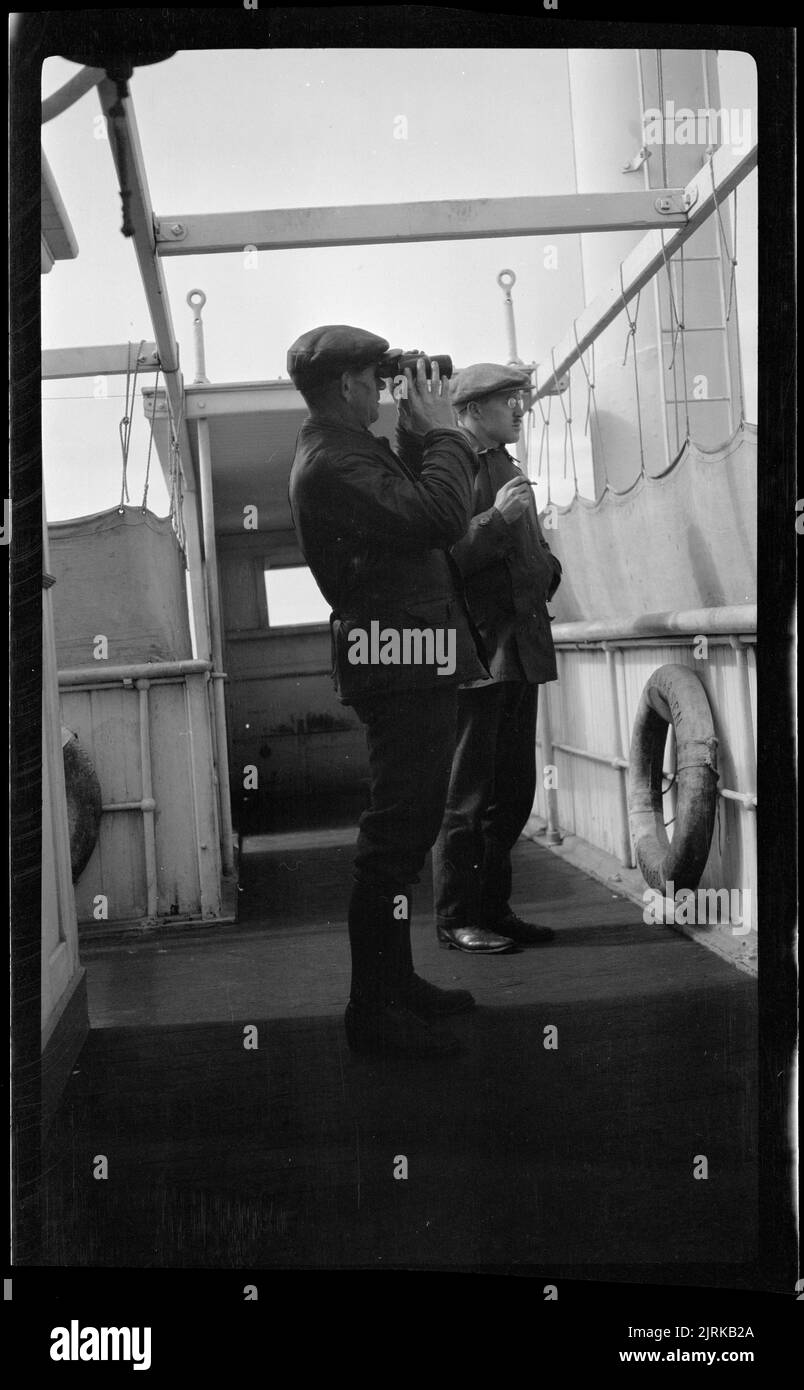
[263,565,330,628]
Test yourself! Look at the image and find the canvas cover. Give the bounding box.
[545,427,756,624]
[48,506,193,668]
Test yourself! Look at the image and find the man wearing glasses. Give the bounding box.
[431,362,564,952]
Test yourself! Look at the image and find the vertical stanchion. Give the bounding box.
[197,414,235,875]
[182,488,212,663]
[187,288,235,877]
[731,637,757,930]
[136,678,159,918]
[604,644,633,866]
[538,681,563,845]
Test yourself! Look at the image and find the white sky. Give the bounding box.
[41,47,756,522]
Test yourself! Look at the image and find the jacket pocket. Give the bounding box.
[401,596,454,626]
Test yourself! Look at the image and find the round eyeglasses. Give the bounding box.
[494,392,527,410]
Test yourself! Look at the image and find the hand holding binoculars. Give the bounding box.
[378,351,453,381]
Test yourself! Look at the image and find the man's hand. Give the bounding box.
[396,357,458,436]
[493,476,532,524]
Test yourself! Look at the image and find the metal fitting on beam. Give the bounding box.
[187,288,209,385]
[623,146,651,173]
[497,268,523,366]
[654,189,696,217]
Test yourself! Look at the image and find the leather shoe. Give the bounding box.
[401,973,476,1018]
[344,1002,462,1057]
[437,924,516,953]
[487,912,555,945]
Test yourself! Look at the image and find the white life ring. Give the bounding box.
[628,665,719,893]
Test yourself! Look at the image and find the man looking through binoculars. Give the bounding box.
[287,325,486,1059]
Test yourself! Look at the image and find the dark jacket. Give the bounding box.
[288,417,488,703]
[452,444,562,685]
[397,432,562,685]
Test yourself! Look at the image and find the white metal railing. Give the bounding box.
[535,607,757,877]
[58,658,219,922]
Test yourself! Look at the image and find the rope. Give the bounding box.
[656,51,668,190]
[660,239,682,452]
[551,347,578,492]
[709,156,739,324]
[709,164,745,426]
[160,373,188,551]
[677,243,692,444]
[118,339,144,512]
[573,323,593,436]
[534,367,553,503]
[619,266,646,474]
[165,389,185,544]
[107,86,134,238]
[726,187,738,323]
[572,324,607,496]
[659,233,684,372]
[659,234,691,447]
[140,364,160,513]
[168,436,186,553]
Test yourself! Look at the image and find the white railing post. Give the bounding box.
[538,681,563,845]
[135,678,159,918]
[604,644,633,866]
[196,411,235,875]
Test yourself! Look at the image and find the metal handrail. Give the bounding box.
[58,658,212,685]
[550,605,756,646]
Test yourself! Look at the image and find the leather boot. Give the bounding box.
[396,893,475,1017]
[346,882,461,1057]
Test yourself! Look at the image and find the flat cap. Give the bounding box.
[287,325,389,389]
[450,362,532,408]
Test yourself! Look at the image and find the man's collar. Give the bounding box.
[456,425,510,459]
[305,412,373,438]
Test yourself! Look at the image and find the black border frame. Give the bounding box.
[9,4,798,1357]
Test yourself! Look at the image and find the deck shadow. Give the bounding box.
[43,957,756,1271]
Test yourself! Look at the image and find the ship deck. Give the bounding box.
[43,827,757,1277]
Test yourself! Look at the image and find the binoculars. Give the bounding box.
[377,351,454,381]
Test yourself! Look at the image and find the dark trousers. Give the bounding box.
[352,685,459,895]
[432,680,538,929]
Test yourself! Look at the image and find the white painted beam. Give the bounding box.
[42,343,159,379]
[41,149,78,263]
[42,65,105,123]
[532,142,757,398]
[95,80,197,491]
[154,190,690,257]
[183,382,304,418]
[97,79,178,369]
